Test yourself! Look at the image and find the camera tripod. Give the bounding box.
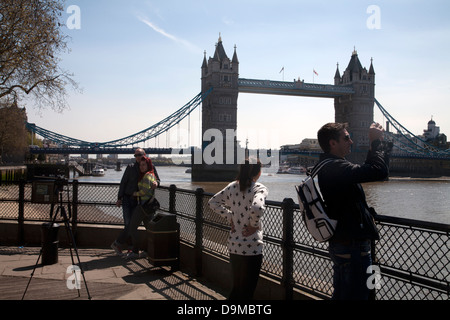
[22,185,91,300]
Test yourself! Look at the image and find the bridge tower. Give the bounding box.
[334,49,375,163]
[192,35,240,181]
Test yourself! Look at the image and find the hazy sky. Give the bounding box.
[26,0,450,150]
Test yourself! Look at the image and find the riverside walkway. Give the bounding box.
[1,181,448,301]
[0,246,226,300]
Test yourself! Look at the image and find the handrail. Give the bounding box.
[0,180,448,300]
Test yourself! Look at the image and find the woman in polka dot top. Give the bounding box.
[208,160,268,300]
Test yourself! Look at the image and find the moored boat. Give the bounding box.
[92,167,105,176]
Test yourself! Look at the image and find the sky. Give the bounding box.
[25,0,450,150]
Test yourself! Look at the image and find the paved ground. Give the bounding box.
[0,246,226,300]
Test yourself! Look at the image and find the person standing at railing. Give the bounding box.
[112,156,158,259]
[208,160,268,300]
[112,148,160,256]
[316,122,391,300]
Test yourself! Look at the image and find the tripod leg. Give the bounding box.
[61,208,80,297]
[60,205,92,300]
[22,207,60,300]
[22,248,43,300]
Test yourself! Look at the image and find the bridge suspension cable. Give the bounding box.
[26,88,212,148]
[375,98,450,158]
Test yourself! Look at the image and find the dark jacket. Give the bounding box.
[317,140,390,242]
[118,162,160,200]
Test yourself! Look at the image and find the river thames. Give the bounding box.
[76,165,450,225]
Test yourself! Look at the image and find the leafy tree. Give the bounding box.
[0,0,78,111]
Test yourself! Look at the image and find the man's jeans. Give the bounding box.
[116,197,154,253]
[122,203,154,253]
[328,239,372,300]
[114,195,137,249]
[121,195,137,227]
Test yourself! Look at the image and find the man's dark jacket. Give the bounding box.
[317,140,390,242]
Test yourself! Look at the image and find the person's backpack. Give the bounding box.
[295,159,337,242]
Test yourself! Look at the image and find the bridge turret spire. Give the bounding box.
[369,57,375,74]
[202,50,207,69]
[232,44,239,64]
[213,34,228,63]
[334,62,340,84]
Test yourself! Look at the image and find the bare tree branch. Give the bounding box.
[0,0,79,111]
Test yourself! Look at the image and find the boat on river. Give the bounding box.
[92,167,105,176]
[277,166,306,174]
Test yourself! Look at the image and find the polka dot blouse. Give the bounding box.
[208,181,268,256]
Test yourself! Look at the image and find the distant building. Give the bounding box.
[390,117,448,155]
[298,138,321,151]
[280,138,321,153]
[280,138,321,165]
[42,139,64,163]
[422,117,447,149]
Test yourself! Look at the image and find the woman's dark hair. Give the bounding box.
[237,159,262,192]
[317,122,348,153]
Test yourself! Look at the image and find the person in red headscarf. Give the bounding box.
[133,156,156,203]
[113,156,159,259]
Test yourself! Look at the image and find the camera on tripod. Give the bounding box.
[31,176,68,204]
[24,175,91,299]
[53,176,69,194]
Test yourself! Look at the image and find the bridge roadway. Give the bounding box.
[29,147,174,155]
[238,78,355,98]
[29,146,450,161]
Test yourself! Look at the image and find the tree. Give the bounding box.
[0,0,78,112]
[0,102,27,163]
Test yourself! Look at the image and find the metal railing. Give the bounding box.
[0,180,448,300]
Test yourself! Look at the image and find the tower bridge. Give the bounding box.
[26,36,449,181]
[195,37,376,180]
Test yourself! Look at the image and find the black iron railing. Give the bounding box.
[0,180,448,300]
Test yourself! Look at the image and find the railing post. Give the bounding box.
[18,179,25,246]
[71,180,79,239]
[169,184,177,214]
[369,239,377,300]
[281,197,295,300]
[194,188,204,276]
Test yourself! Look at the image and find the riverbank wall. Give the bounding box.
[390,157,450,177]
